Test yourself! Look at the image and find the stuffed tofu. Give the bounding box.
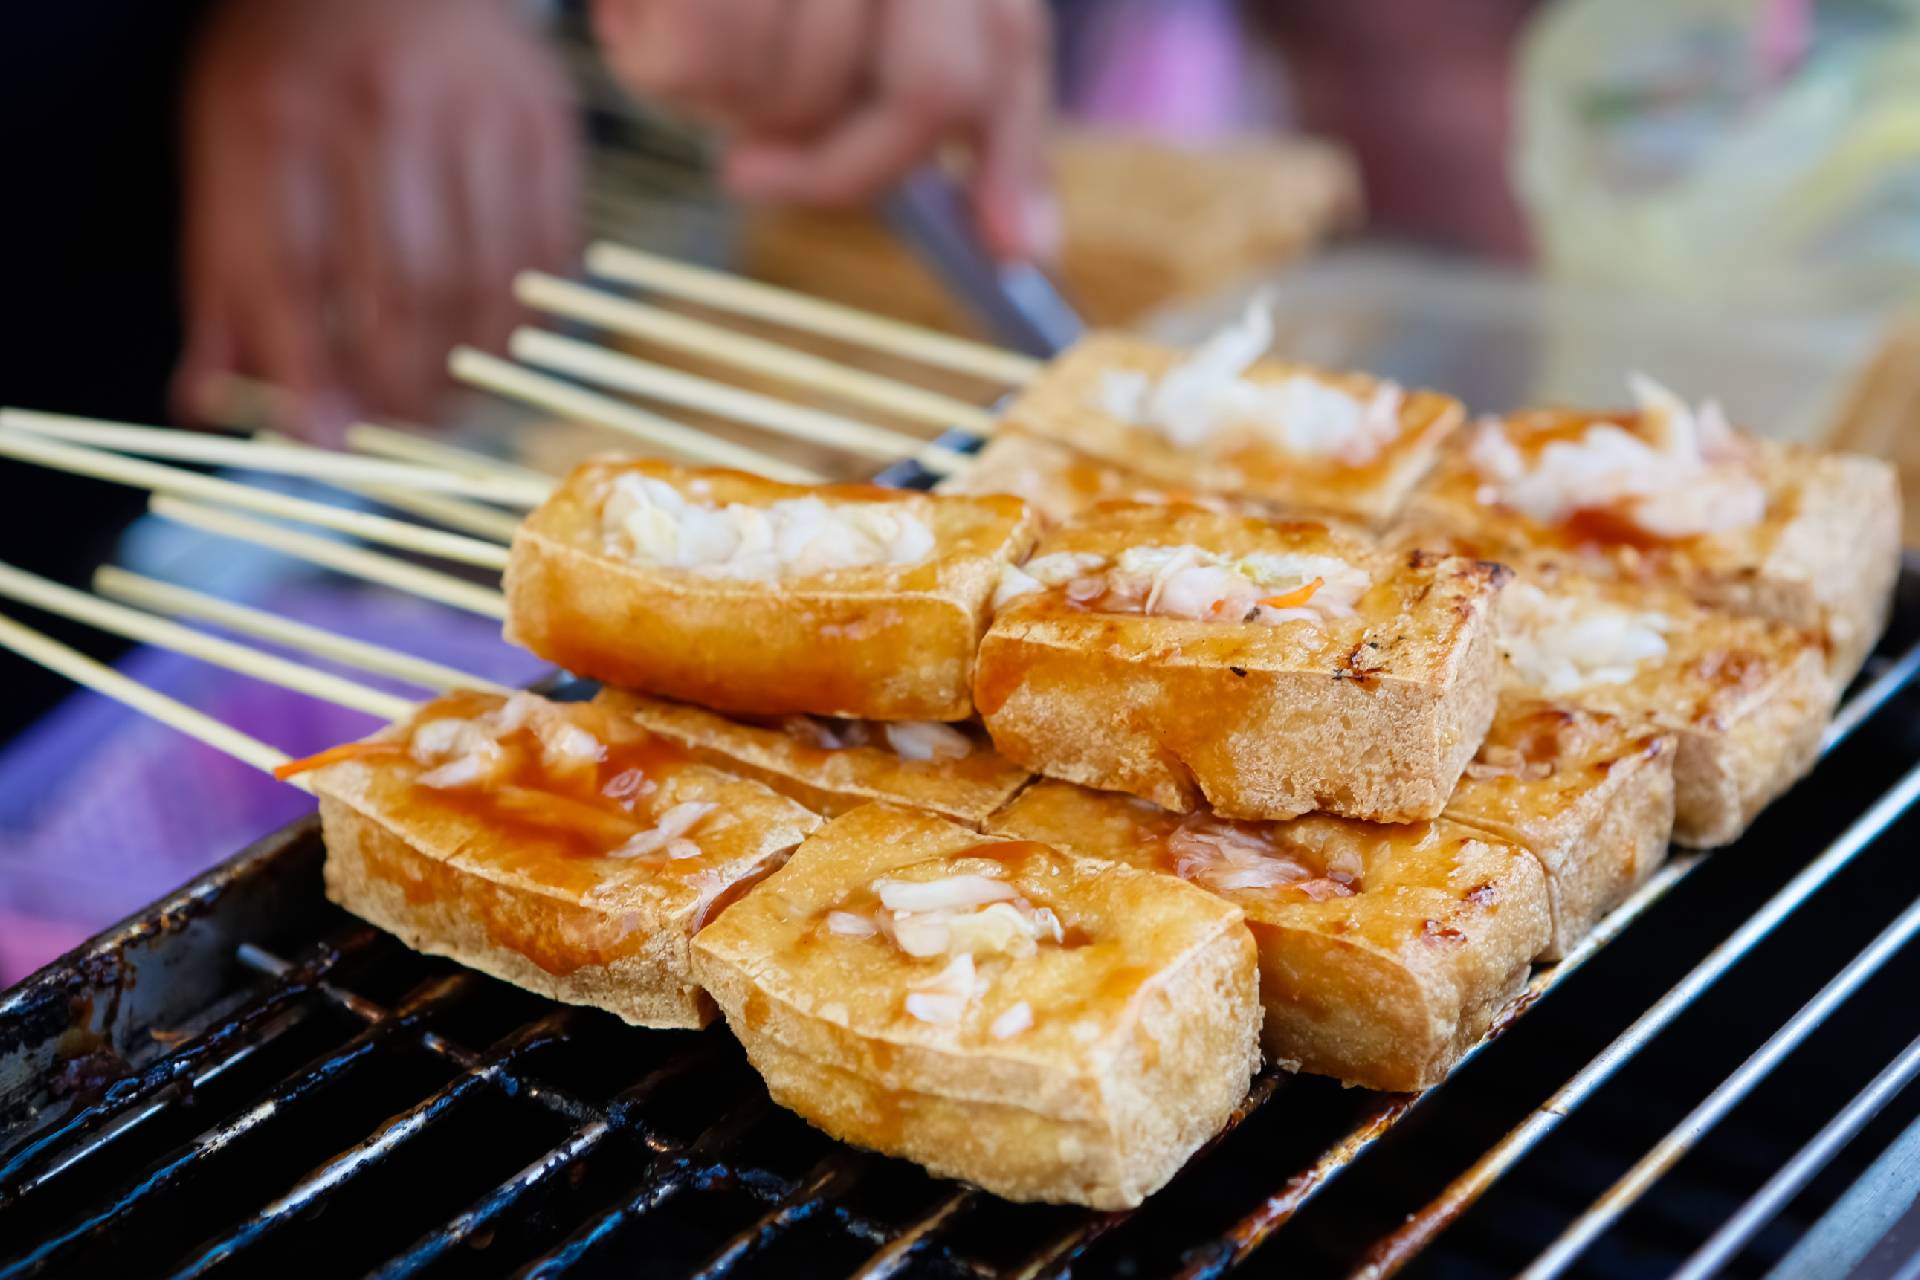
[285,689,820,1028]
[690,804,1260,1209]
[505,459,1040,721]
[1445,698,1676,959]
[1401,375,1901,683]
[1494,565,1833,848]
[595,688,1031,829]
[999,303,1464,526]
[977,503,1510,823]
[989,781,1550,1091]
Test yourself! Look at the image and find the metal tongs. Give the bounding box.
[883,166,1084,361]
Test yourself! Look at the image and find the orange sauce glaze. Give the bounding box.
[372,691,695,864]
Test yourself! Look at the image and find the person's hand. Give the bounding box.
[592,0,1056,262]
[175,0,579,441]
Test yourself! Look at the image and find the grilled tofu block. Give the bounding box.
[988,781,1550,1092]
[976,503,1509,823]
[1445,698,1676,959]
[595,689,1031,829]
[300,690,820,1028]
[1400,383,1901,683]
[1000,323,1463,527]
[690,803,1260,1209]
[1491,563,1834,848]
[505,458,1040,721]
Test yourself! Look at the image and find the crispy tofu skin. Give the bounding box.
[976,504,1508,823]
[1000,332,1463,526]
[989,782,1550,1092]
[307,690,820,1028]
[938,431,1182,527]
[1445,699,1676,959]
[594,689,1031,829]
[1485,563,1835,849]
[1400,411,1902,684]
[690,804,1260,1209]
[504,458,1040,720]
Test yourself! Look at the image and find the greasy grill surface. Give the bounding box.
[2,566,1917,1278]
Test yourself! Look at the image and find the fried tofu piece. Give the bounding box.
[690,804,1260,1208]
[988,781,1550,1091]
[976,503,1509,823]
[1000,328,1463,526]
[504,458,1039,720]
[1400,389,1902,683]
[1445,698,1675,959]
[301,690,820,1028]
[1490,564,1834,848]
[594,689,1031,829]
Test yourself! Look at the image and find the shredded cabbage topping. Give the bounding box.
[1471,374,1765,539]
[600,474,936,580]
[995,544,1369,625]
[1094,298,1405,463]
[828,865,1065,1030]
[775,715,971,762]
[1501,582,1671,696]
[1165,816,1359,898]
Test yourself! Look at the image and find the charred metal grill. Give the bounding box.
[2,563,1918,1277]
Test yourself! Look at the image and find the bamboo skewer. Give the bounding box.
[449,346,825,484]
[0,429,512,571]
[252,431,522,544]
[345,421,559,486]
[584,242,1044,386]
[93,567,510,697]
[514,271,999,435]
[510,329,975,476]
[151,497,511,620]
[338,485,520,544]
[0,563,415,721]
[0,409,553,506]
[0,610,300,784]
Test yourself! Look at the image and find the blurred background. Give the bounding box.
[4,0,1920,980]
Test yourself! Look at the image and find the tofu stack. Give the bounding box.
[293,310,1896,1211]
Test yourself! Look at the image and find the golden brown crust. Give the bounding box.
[987,782,1550,1091]
[595,689,1031,829]
[503,458,1040,720]
[1000,332,1463,526]
[936,431,1167,527]
[1444,699,1676,958]
[976,505,1508,822]
[1473,564,1836,849]
[309,691,820,1028]
[1400,414,1901,683]
[689,804,1260,1208]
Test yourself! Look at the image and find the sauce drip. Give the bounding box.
[368,691,703,865]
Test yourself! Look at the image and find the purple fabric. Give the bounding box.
[1068,0,1268,136]
[0,582,547,985]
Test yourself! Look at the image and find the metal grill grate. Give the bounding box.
[2,566,1917,1278]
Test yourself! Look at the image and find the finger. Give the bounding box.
[973,0,1058,262]
[449,103,524,356]
[755,0,872,135]
[725,0,990,207]
[594,0,757,123]
[244,145,346,443]
[522,67,582,277]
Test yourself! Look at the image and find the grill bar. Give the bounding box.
[685,1152,869,1279]
[1354,755,1920,1280]
[1520,883,1920,1278]
[1,971,471,1280]
[166,1012,579,1279]
[848,1188,975,1280]
[0,930,375,1195]
[1673,1028,1920,1280]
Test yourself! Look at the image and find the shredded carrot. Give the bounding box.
[273,740,406,781]
[1260,578,1323,610]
